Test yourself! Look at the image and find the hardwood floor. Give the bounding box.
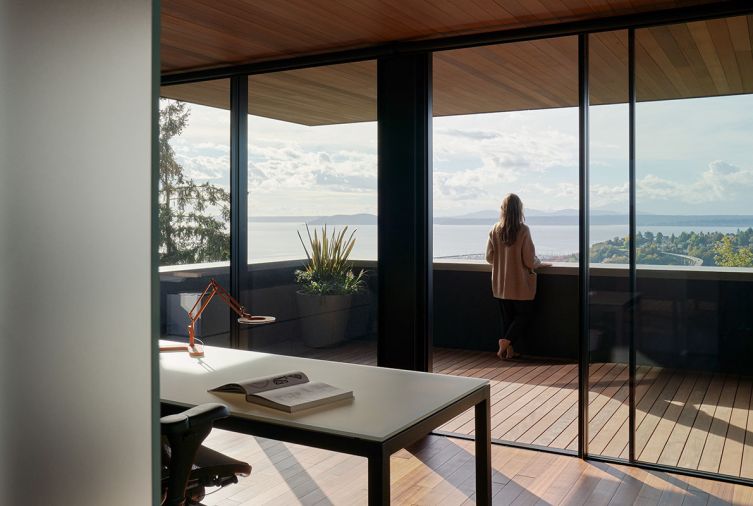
[298,341,753,480]
[199,431,753,505]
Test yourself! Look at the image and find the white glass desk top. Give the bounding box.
[160,343,488,443]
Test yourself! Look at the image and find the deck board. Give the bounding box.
[636,373,698,463]
[741,380,753,479]
[604,367,674,458]
[698,376,739,473]
[516,363,608,445]
[293,341,753,480]
[719,379,752,477]
[677,374,726,470]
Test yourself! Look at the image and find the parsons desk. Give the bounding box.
[160,344,491,505]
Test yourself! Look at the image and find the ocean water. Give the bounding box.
[248,222,746,263]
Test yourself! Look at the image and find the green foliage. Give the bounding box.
[714,235,753,267]
[295,225,366,295]
[590,240,629,264]
[159,100,230,266]
[590,228,753,267]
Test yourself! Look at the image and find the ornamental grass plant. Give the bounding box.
[295,224,366,295]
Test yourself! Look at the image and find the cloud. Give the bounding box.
[590,182,629,208]
[247,141,377,196]
[175,153,229,182]
[708,160,739,176]
[195,142,229,154]
[434,125,577,174]
[314,171,377,191]
[438,128,499,140]
[638,160,753,207]
[432,121,580,212]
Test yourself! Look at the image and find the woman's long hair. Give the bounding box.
[498,194,525,246]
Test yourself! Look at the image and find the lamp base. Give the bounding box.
[238,315,276,325]
[160,342,205,358]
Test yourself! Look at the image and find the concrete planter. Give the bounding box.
[296,291,353,348]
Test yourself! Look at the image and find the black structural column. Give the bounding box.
[229,76,249,349]
[628,28,638,462]
[377,53,433,371]
[577,33,591,459]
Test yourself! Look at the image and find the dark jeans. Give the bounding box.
[498,299,534,345]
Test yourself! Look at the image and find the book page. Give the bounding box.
[210,371,309,396]
[253,382,352,408]
[239,371,309,395]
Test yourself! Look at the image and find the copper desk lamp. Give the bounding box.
[160,278,275,357]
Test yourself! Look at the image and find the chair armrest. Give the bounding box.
[161,403,229,437]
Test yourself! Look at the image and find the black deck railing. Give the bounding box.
[160,259,753,374]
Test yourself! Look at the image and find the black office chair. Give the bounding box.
[161,403,252,506]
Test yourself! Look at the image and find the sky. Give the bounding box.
[164,92,753,218]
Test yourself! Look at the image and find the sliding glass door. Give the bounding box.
[587,30,631,460]
[583,14,753,484]
[431,36,580,451]
[241,62,379,365]
[632,15,753,480]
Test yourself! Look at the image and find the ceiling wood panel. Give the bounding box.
[728,17,753,90]
[589,31,628,103]
[161,15,753,126]
[161,0,719,74]
[636,15,753,100]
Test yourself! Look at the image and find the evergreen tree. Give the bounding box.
[159,100,230,266]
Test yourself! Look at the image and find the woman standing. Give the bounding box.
[485,194,539,360]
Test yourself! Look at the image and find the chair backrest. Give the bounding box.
[161,403,229,506]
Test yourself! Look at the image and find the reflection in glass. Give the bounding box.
[242,62,378,365]
[158,80,232,348]
[634,16,753,479]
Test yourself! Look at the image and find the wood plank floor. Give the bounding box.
[199,431,753,505]
[299,341,753,480]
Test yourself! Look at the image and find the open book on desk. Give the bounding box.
[209,371,353,413]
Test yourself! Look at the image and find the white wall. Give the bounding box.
[0,1,155,504]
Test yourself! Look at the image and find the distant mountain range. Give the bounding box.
[250,212,753,227]
[448,208,619,220]
[250,213,377,225]
[436,212,753,227]
[307,213,376,225]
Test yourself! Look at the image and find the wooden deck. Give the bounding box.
[300,341,753,480]
[199,431,753,505]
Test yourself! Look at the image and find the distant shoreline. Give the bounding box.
[250,214,753,228]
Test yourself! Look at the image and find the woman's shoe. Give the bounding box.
[497,339,511,360]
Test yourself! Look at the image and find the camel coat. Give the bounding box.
[485,223,537,300]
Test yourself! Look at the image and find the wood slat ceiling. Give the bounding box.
[160,15,753,126]
[161,0,719,75]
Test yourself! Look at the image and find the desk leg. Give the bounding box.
[368,449,389,506]
[475,392,492,506]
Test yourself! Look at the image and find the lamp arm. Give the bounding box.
[208,279,252,319]
[187,279,219,322]
[187,279,254,347]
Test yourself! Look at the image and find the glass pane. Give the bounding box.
[242,62,378,365]
[635,16,753,479]
[158,80,232,348]
[431,37,580,451]
[588,30,631,460]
